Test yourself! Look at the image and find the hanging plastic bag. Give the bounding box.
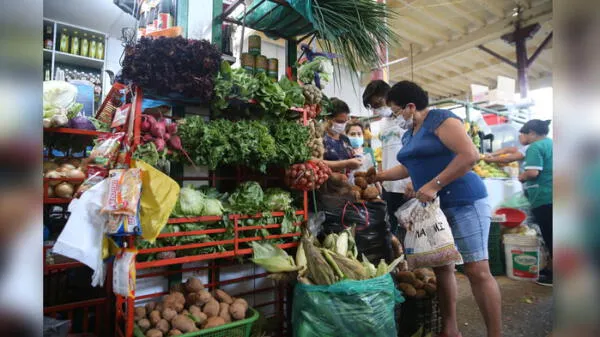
[292,273,403,337]
[397,199,463,269]
[500,191,531,209]
[131,159,180,242]
[113,248,136,298]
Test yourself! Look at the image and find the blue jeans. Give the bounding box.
[442,198,491,263]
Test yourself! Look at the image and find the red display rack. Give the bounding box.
[44,127,112,137]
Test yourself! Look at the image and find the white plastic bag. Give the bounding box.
[395,199,463,269]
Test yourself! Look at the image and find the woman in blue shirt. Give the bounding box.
[376,81,501,337]
[322,98,363,173]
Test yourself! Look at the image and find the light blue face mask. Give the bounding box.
[348,136,364,149]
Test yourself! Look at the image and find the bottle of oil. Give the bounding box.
[70,30,80,55]
[80,33,89,57]
[89,35,97,58]
[59,28,69,53]
[95,36,104,60]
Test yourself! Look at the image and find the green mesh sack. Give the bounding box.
[292,273,404,337]
[500,192,531,209]
[237,0,315,39]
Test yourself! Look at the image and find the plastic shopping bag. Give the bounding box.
[395,199,463,269]
[131,160,180,242]
[292,274,403,337]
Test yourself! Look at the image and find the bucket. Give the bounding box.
[495,208,527,228]
[503,234,540,281]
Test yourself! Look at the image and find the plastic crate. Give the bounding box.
[396,295,442,337]
[134,308,259,337]
[456,222,504,275]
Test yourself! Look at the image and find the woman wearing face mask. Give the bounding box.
[517,119,553,286]
[346,121,377,172]
[363,80,413,238]
[322,98,363,173]
[375,81,501,337]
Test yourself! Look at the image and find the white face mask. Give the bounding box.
[331,122,347,134]
[397,115,414,130]
[373,106,393,118]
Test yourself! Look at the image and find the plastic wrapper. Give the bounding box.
[89,132,124,168]
[111,103,131,129]
[292,273,403,337]
[75,165,108,198]
[113,248,136,298]
[395,199,463,269]
[318,193,394,263]
[102,168,143,216]
[107,210,141,236]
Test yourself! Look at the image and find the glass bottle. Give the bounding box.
[44,63,51,81]
[59,28,69,53]
[44,24,53,50]
[70,30,80,55]
[89,35,97,58]
[96,37,104,60]
[80,33,89,57]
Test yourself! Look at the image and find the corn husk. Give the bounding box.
[375,259,388,277]
[335,231,349,256]
[329,252,367,280]
[361,254,377,278]
[250,241,299,273]
[303,237,337,285]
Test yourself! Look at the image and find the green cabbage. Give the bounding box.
[264,188,293,211]
[203,198,224,216]
[178,186,206,216]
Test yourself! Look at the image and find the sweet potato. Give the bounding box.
[354,177,368,189]
[229,302,246,321]
[162,308,177,322]
[424,283,437,296]
[135,306,147,321]
[396,271,417,284]
[138,319,151,332]
[362,186,379,200]
[203,299,220,318]
[156,319,170,334]
[214,289,233,304]
[171,315,198,333]
[398,283,417,297]
[145,302,157,313]
[184,278,204,293]
[415,289,427,299]
[149,310,162,326]
[203,316,226,329]
[168,330,182,336]
[219,303,231,323]
[189,305,207,325]
[145,329,163,337]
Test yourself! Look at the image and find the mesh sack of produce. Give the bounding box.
[292,273,403,337]
[317,194,394,263]
[396,199,463,269]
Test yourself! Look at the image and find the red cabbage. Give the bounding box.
[68,116,96,130]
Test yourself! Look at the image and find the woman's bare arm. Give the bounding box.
[375,164,410,182]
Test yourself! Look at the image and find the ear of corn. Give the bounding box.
[303,237,337,285]
[330,252,368,280]
[361,254,377,278]
[335,231,349,256]
[376,259,388,277]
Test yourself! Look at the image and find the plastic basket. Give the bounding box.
[134,308,259,337]
[396,295,442,337]
[456,222,504,275]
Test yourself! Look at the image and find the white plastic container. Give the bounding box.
[503,234,540,281]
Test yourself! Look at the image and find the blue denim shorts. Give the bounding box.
[442,198,491,263]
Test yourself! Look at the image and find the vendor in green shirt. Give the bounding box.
[518,119,553,286]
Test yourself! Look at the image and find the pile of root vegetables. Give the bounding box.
[285,159,332,190]
[136,114,193,167]
[44,158,86,199]
[394,268,438,300]
[134,278,249,337]
[351,168,382,203]
[307,120,325,159]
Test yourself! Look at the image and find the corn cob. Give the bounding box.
[303,237,336,285]
[330,252,368,280]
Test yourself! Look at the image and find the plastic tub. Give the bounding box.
[503,234,540,281]
[495,208,527,228]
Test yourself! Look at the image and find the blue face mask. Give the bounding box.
[348,136,364,149]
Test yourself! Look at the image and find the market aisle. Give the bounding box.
[455,273,553,337]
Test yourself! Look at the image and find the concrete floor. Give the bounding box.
[455,273,553,337]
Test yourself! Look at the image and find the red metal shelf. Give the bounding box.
[44,197,73,204]
[44,127,111,137]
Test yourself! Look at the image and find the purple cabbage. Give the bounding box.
[68,116,96,130]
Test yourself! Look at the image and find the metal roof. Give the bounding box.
[386,0,553,100]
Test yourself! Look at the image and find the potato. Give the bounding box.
[415,289,427,299]
[428,277,437,285]
[198,290,213,305]
[138,319,151,332]
[163,294,184,313]
[362,186,379,200]
[203,299,220,318]
[145,302,157,313]
[214,289,234,304]
[155,303,164,313]
[219,303,232,323]
[135,306,147,321]
[145,329,163,337]
[156,319,170,334]
[203,316,226,329]
[398,283,417,297]
[189,305,207,325]
[396,271,417,284]
[413,279,425,289]
[424,283,437,296]
[232,298,248,311]
[185,278,204,293]
[149,310,162,326]
[229,302,246,321]
[171,315,198,333]
[170,284,185,294]
[168,330,182,336]
[354,171,367,178]
[162,308,177,322]
[354,177,368,189]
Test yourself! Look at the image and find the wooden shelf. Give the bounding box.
[54,51,104,70]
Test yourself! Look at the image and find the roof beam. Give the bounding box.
[472,0,506,18]
[392,16,449,41]
[390,0,466,34]
[389,1,552,77]
[443,3,486,28]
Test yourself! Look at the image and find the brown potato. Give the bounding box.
[424,283,437,296]
[145,302,156,313]
[396,271,417,284]
[135,306,147,321]
[362,186,379,200]
[149,310,162,326]
[214,289,233,304]
[184,278,204,293]
[189,305,207,325]
[219,303,232,323]
[203,316,226,329]
[161,308,177,322]
[168,330,182,336]
[171,315,198,333]
[413,279,425,289]
[415,289,427,299]
[156,319,170,334]
[229,302,247,321]
[146,329,163,337]
[354,171,367,178]
[354,177,368,189]
[398,283,417,297]
[138,319,151,332]
[203,299,220,318]
[232,298,248,311]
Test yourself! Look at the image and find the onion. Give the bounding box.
[65,169,85,180]
[54,182,75,198]
[43,161,59,173]
[47,186,55,197]
[45,170,65,186]
[60,163,76,171]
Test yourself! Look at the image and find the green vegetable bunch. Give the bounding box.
[269,120,311,167]
[254,72,288,118]
[298,56,333,89]
[212,62,260,114]
[278,77,305,108]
